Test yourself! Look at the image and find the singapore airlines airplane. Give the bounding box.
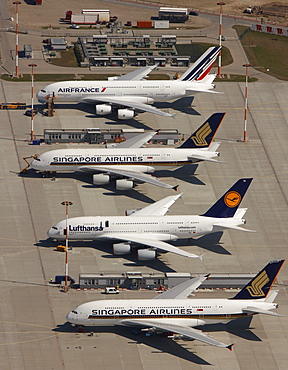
[30,112,225,191]
[47,178,254,260]
[66,260,285,350]
[36,46,221,119]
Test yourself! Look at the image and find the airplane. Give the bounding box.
[66,259,285,350]
[47,178,254,261]
[36,46,221,119]
[29,112,225,191]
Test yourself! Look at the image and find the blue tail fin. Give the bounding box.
[178,46,221,82]
[202,178,253,218]
[178,113,225,149]
[231,260,285,300]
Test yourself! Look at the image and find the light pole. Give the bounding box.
[28,63,37,141]
[217,2,225,77]
[61,201,73,292]
[13,1,21,78]
[242,64,251,142]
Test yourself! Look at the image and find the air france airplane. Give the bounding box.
[66,260,285,350]
[30,113,225,191]
[47,178,254,260]
[36,47,221,119]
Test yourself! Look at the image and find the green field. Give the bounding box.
[234,25,288,80]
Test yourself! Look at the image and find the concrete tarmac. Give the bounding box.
[0,78,287,369]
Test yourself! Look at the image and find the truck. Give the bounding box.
[158,7,188,23]
[65,9,116,25]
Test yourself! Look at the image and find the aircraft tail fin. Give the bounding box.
[178,46,221,82]
[231,260,285,300]
[202,178,252,218]
[178,113,225,149]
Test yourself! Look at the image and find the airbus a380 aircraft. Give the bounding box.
[30,113,225,191]
[47,178,254,261]
[36,46,221,119]
[66,260,285,350]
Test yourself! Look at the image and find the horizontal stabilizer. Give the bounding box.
[187,155,225,163]
[243,306,286,317]
[213,223,256,232]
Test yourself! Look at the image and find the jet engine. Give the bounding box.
[112,243,131,255]
[116,179,133,190]
[93,173,110,185]
[96,104,112,115]
[125,208,142,216]
[137,249,156,261]
[117,109,135,120]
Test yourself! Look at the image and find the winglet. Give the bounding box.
[173,185,179,192]
[227,344,234,351]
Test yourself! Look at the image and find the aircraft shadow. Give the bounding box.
[170,232,230,256]
[36,239,176,273]
[54,323,211,365]
[197,316,262,343]
[154,164,205,187]
[154,97,201,116]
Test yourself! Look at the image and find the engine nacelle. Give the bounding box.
[96,104,112,115]
[117,109,135,120]
[93,173,110,185]
[125,208,142,216]
[116,179,133,190]
[112,243,131,255]
[137,249,156,261]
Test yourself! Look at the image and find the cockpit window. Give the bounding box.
[41,89,46,93]
[72,310,78,314]
[52,226,58,230]
[35,157,41,161]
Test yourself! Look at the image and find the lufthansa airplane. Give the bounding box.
[36,47,221,119]
[66,260,285,350]
[30,113,225,191]
[47,178,254,260]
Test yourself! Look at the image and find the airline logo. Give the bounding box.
[52,156,143,164]
[58,87,100,93]
[69,225,104,232]
[224,191,241,208]
[246,270,269,297]
[191,122,212,146]
[90,307,193,318]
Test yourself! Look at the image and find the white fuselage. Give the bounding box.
[66,298,277,327]
[31,147,219,172]
[36,80,214,104]
[47,214,245,241]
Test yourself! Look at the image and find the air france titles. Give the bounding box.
[53,156,143,164]
[58,87,100,93]
[90,307,193,318]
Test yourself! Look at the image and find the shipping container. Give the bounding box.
[137,21,152,28]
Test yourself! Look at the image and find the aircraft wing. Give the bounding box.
[120,320,233,349]
[153,275,209,300]
[116,131,157,148]
[82,96,173,117]
[113,65,158,81]
[243,306,286,317]
[99,233,201,259]
[130,193,182,216]
[78,166,178,190]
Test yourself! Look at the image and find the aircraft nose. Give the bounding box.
[36,91,47,104]
[66,311,77,324]
[47,227,58,238]
[31,159,41,170]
